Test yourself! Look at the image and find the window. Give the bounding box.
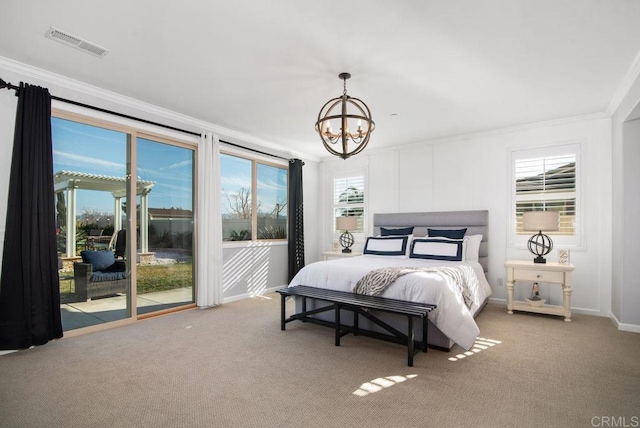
[220,152,288,242]
[333,175,365,233]
[256,163,288,239]
[511,144,580,246]
[220,154,253,241]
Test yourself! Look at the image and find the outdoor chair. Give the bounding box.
[74,249,127,301]
[86,229,111,250]
[113,229,126,259]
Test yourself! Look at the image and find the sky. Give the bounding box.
[52,117,288,218]
[220,154,287,217]
[52,117,193,214]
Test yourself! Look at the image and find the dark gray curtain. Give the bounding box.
[287,159,305,282]
[0,83,63,349]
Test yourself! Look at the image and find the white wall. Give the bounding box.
[611,68,640,330]
[620,119,640,326]
[611,70,640,329]
[320,115,614,317]
[221,243,288,301]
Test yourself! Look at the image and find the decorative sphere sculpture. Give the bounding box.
[527,232,553,263]
[339,231,355,253]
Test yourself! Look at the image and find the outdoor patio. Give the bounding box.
[59,249,194,331]
[60,287,194,330]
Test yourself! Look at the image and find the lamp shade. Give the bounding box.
[336,216,357,231]
[523,211,559,232]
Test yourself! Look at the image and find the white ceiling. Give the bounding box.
[1,0,640,159]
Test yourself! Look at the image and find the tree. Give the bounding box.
[223,187,257,219]
[80,208,113,228]
[260,199,287,219]
[77,209,114,240]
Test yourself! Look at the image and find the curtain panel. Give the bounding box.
[196,132,223,306]
[0,83,63,349]
[287,159,305,282]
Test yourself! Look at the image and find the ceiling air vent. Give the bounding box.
[45,26,109,58]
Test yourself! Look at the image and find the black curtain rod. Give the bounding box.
[1,77,293,162]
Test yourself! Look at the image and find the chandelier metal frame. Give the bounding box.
[315,73,375,160]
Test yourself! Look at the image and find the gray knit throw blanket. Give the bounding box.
[353,266,474,308]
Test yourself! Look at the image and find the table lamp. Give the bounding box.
[336,216,357,253]
[523,210,559,264]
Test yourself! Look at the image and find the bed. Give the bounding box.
[288,210,491,351]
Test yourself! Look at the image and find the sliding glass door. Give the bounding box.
[136,137,195,314]
[53,116,131,329]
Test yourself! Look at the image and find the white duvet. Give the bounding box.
[289,255,493,350]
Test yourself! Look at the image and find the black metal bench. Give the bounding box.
[276,285,437,367]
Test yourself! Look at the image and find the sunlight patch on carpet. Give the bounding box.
[352,374,417,397]
[448,337,502,362]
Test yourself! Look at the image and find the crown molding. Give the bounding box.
[606,50,640,117]
[357,112,610,158]
[0,56,319,162]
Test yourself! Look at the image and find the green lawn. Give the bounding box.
[136,262,193,294]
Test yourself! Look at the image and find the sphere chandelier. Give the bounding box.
[315,72,375,160]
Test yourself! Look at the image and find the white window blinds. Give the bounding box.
[515,154,576,235]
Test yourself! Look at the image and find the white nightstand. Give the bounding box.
[322,251,362,261]
[505,260,575,322]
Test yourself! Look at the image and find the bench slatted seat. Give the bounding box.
[276,285,437,367]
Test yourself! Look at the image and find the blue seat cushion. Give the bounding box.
[91,271,127,282]
[81,250,116,271]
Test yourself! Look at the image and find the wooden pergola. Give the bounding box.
[54,170,155,258]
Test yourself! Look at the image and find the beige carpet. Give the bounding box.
[1,294,639,428]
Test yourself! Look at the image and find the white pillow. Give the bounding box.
[377,232,414,256]
[464,234,483,262]
[405,234,414,257]
[409,238,464,261]
[363,236,408,257]
[423,234,482,262]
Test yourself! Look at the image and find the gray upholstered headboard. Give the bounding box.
[373,210,489,272]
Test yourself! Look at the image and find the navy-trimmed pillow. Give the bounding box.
[363,236,408,256]
[427,228,467,239]
[81,250,115,271]
[409,238,463,261]
[380,226,414,236]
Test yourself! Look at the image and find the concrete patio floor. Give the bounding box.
[61,287,194,331]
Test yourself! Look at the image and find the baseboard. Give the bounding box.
[567,307,603,317]
[0,350,18,356]
[610,312,640,333]
[222,286,283,304]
